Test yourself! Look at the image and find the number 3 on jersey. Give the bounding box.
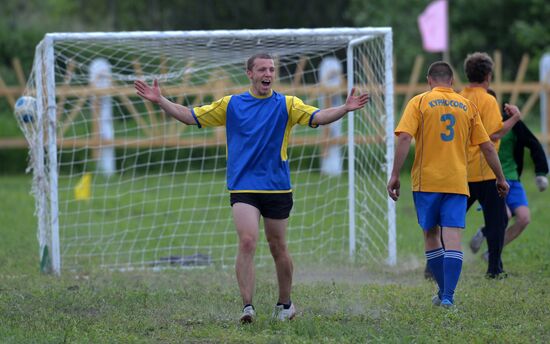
[440,113,455,141]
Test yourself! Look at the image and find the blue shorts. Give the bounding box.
[413,192,467,230]
[506,180,528,212]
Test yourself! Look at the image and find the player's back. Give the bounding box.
[399,86,482,195]
[460,87,503,181]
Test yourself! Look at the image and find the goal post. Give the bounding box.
[346,33,395,263]
[16,28,395,274]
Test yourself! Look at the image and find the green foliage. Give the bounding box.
[0,105,21,135]
[2,0,352,34]
[347,0,427,81]
[349,0,550,81]
[449,0,550,79]
[0,26,43,72]
[0,148,28,174]
[2,0,550,85]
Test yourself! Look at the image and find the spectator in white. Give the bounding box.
[318,56,344,176]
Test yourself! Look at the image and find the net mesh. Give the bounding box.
[16,29,394,272]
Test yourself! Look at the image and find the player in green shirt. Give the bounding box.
[469,89,549,261]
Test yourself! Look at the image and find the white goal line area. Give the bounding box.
[16,28,395,274]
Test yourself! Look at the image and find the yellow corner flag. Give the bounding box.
[74,173,92,200]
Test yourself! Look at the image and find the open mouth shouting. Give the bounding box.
[254,79,272,95]
[261,79,271,88]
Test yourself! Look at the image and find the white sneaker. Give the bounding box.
[469,227,485,254]
[240,305,255,324]
[272,302,296,321]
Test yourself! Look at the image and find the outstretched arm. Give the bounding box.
[479,141,509,198]
[134,79,196,125]
[387,133,412,201]
[311,88,369,125]
[490,103,521,141]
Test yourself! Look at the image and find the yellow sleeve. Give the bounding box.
[480,96,503,136]
[470,108,490,146]
[286,96,320,128]
[192,96,231,128]
[395,96,421,137]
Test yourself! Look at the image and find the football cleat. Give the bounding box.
[239,304,255,324]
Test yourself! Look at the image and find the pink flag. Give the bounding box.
[418,0,448,53]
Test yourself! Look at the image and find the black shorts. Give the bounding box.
[230,192,293,219]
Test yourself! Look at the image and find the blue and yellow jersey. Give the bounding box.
[396,87,489,196]
[460,87,503,182]
[191,90,320,193]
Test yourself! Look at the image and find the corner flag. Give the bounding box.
[74,173,92,200]
[418,0,448,53]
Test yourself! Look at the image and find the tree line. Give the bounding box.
[1,0,549,83]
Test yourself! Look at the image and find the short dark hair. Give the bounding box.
[464,52,493,83]
[427,61,453,82]
[246,53,274,71]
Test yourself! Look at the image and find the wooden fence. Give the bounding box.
[1,51,549,150]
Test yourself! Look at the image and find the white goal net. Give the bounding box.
[16,28,395,274]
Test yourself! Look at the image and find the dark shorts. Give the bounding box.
[230,192,293,219]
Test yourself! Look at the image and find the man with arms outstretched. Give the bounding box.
[135,53,370,322]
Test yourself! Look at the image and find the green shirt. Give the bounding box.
[498,130,518,180]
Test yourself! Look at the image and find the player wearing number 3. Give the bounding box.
[387,61,508,308]
[135,53,370,323]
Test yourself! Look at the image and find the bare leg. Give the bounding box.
[423,225,442,251]
[264,217,292,304]
[504,206,530,246]
[442,227,462,251]
[232,203,260,306]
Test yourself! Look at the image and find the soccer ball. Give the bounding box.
[14,96,37,123]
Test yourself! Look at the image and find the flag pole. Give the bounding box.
[443,0,450,62]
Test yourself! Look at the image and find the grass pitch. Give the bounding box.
[1,169,549,343]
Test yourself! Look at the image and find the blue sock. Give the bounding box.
[426,248,445,298]
[442,250,463,303]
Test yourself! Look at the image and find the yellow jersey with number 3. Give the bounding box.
[459,87,503,182]
[395,86,490,196]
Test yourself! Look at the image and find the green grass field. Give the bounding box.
[1,168,550,343]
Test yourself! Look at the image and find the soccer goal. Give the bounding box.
[16,28,395,274]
